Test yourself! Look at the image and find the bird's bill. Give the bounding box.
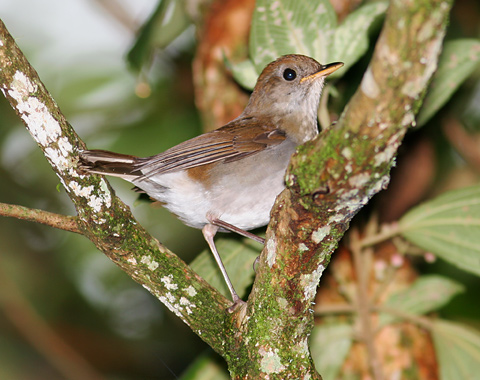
[301,62,344,82]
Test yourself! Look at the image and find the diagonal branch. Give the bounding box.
[0,18,231,356]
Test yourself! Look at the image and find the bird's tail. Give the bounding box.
[78,150,142,181]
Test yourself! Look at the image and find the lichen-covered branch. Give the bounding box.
[0,19,230,356]
[226,0,453,378]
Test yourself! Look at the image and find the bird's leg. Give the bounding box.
[202,224,244,306]
[209,218,265,245]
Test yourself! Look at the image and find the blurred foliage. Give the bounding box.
[0,0,480,379]
[127,0,191,73]
[399,186,480,276]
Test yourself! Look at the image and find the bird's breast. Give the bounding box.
[133,138,298,231]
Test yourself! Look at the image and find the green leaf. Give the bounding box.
[399,185,480,276]
[331,2,388,77]
[432,320,480,380]
[180,352,229,380]
[311,322,353,379]
[417,39,480,126]
[229,58,259,90]
[379,275,464,326]
[249,0,337,72]
[127,0,190,71]
[190,237,260,299]
[242,0,385,86]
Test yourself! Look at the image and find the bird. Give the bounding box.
[79,54,343,306]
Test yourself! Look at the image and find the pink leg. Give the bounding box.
[202,224,244,305]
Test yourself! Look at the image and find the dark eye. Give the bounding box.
[283,68,297,81]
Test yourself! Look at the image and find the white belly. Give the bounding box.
[133,139,297,231]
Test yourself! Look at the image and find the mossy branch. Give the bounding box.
[228,0,453,378]
[0,18,230,356]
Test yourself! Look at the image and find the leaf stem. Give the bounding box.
[359,222,401,248]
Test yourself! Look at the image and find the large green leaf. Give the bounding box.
[379,275,464,326]
[417,39,480,126]
[310,322,353,379]
[331,2,388,76]
[249,0,337,72]
[232,0,386,89]
[190,238,260,299]
[432,320,480,380]
[399,185,480,276]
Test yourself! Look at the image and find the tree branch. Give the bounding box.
[0,202,81,234]
[0,18,231,356]
[227,0,453,377]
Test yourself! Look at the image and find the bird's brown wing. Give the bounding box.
[137,117,286,177]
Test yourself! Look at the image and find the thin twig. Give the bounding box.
[0,202,81,234]
[359,222,401,248]
[316,303,434,330]
[375,305,433,330]
[350,229,385,380]
[443,117,480,173]
[91,0,139,32]
[314,303,355,316]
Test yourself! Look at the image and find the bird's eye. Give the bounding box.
[283,68,297,81]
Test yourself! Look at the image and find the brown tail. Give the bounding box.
[78,150,143,181]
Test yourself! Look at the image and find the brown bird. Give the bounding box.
[79,54,343,306]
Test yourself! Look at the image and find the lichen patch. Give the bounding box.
[361,67,380,98]
[160,274,178,290]
[300,265,325,301]
[140,255,160,271]
[259,347,285,374]
[8,71,62,147]
[312,225,331,244]
[185,285,197,297]
[266,237,277,267]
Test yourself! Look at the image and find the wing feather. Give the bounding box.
[136,117,286,178]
